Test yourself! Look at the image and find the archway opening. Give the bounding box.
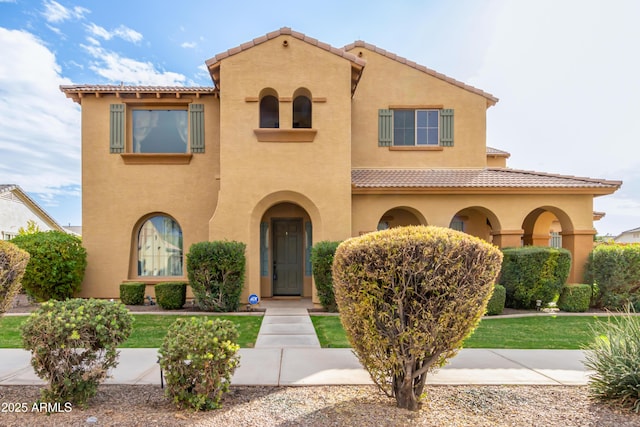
[376,207,425,231]
[522,208,571,248]
[449,207,500,244]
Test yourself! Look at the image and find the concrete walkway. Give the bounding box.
[0,301,594,387]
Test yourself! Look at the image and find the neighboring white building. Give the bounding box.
[614,227,640,244]
[0,184,65,240]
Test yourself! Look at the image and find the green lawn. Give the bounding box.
[309,314,613,349]
[0,314,263,348]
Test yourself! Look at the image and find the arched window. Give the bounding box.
[137,215,183,276]
[260,95,279,128]
[293,96,312,128]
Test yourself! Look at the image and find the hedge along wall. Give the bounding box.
[585,243,640,310]
[499,246,571,309]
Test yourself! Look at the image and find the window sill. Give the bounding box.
[120,153,193,164]
[254,128,317,142]
[388,146,444,151]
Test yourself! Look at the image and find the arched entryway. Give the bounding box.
[448,206,500,243]
[522,207,573,248]
[376,206,426,230]
[259,202,313,297]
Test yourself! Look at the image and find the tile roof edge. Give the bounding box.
[487,167,623,187]
[344,40,499,105]
[59,85,217,92]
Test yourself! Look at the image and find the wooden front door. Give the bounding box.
[272,219,303,296]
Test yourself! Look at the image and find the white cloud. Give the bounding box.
[181,41,197,49]
[85,23,143,43]
[0,28,80,200]
[41,0,88,24]
[82,44,187,85]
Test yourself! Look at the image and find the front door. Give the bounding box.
[272,219,303,296]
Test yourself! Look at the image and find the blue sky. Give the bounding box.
[0,0,638,236]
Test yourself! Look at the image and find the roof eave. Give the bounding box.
[352,186,621,196]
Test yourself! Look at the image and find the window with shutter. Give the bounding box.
[189,104,205,153]
[110,104,125,153]
[378,108,454,147]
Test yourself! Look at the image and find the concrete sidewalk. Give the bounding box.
[0,348,591,386]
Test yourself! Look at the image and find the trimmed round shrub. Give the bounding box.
[10,231,87,301]
[21,298,133,406]
[187,241,246,312]
[120,282,146,305]
[584,308,640,412]
[499,246,571,309]
[333,225,503,411]
[557,284,591,312]
[155,282,186,310]
[159,317,240,411]
[486,284,506,316]
[0,241,30,316]
[310,241,341,312]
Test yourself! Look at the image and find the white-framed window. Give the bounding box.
[378,108,453,147]
[2,231,16,240]
[393,109,439,146]
[137,215,183,277]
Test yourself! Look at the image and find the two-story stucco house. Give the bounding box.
[61,27,621,304]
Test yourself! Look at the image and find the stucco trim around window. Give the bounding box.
[254,128,317,142]
[388,146,444,151]
[120,153,193,164]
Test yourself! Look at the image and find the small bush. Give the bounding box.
[499,246,571,309]
[310,241,341,312]
[486,284,506,315]
[155,282,186,310]
[10,231,87,301]
[584,307,640,412]
[557,284,591,312]
[187,241,246,312]
[21,298,133,406]
[120,282,146,305]
[0,241,30,316]
[333,226,503,411]
[586,244,640,310]
[159,317,240,411]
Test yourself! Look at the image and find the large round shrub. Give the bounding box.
[21,298,133,406]
[187,241,246,312]
[333,225,503,411]
[585,244,640,310]
[310,240,341,312]
[0,241,30,316]
[11,231,87,301]
[159,317,240,410]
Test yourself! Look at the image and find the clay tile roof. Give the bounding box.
[486,146,511,157]
[343,40,499,106]
[205,27,366,68]
[351,168,622,192]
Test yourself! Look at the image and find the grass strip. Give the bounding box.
[0,314,263,349]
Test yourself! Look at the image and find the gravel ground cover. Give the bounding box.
[1,384,638,426]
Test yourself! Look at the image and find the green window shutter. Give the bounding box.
[260,222,268,276]
[305,221,312,276]
[189,104,205,153]
[440,109,454,147]
[378,109,393,146]
[110,104,125,153]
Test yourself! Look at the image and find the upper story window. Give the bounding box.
[109,103,205,162]
[132,109,188,153]
[293,95,312,129]
[260,95,279,128]
[393,110,439,146]
[378,108,454,148]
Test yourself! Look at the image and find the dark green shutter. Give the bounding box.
[110,104,125,153]
[440,109,454,147]
[260,222,268,276]
[190,104,205,153]
[305,221,312,276]
[378,109,393,146]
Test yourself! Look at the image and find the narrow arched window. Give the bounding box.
[260,95,279,128]
[137,215,183,276]
[293,96,312,128]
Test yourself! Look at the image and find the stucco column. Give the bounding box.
[531,234,550,246]
[491,229,523,249]
[562,230,596,284]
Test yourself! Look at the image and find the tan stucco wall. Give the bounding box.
[209,35,353,304]
[79,94,220,298]
[347,47,489,169]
